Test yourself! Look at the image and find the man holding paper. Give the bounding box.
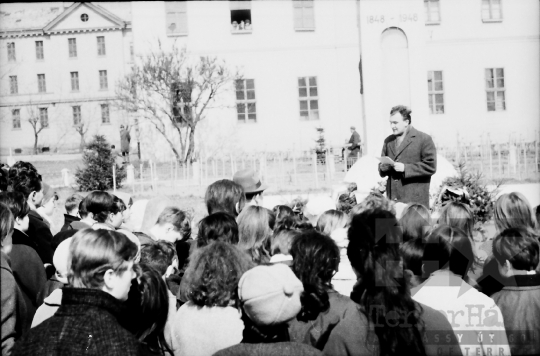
[378,105,437,207]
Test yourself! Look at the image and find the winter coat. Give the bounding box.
[491,273,540,356]
[61,214,80,232]
[120,128,131,153]
[378,126,437,207]
[214,342,323,356]
[12,288,145,356]
[27,209,54,265]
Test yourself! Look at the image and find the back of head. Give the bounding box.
[180,241,253,307]
[270,229,299,256]
[197,212,239,248]
[494,192,536,232]
[438,202,475,238]
[65,193,84,214]
[140,197,173,232]
[1,202,14,245]
[0,191,30,220]
[155,206,191,240]
[140,241,176,276]
[237,205,273,263]
[492,228,539,272]
[54,238,73,284]
[350,192,395,220]
[290,230,339,321]
[11,169,42,199]
[205,179,245,217]
[316,209,347,236]
[84,191,117,223]
[423,224,474,278]
[68,228,138,289]
[78,199,89,219]
[399,238,425,276]
[400,203,431,243]
[347,208,426,356]
[239,263,303,326]
[273,205,295,230]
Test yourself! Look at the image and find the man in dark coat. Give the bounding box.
[119,125,131,164]
[378,105,436,207]
[344,126,362,170]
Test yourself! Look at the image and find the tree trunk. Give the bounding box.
[79,134,86,152]
[34,131,39,155]
[185,125,196,163]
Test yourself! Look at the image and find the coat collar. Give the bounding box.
[390,126,418,158]
[60,287,126,317]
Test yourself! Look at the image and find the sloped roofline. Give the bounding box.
[43,2,128,33]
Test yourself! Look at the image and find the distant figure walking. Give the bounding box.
[343,126,362,170]
[120,125,131,164]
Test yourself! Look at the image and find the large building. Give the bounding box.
[1,1,539,158]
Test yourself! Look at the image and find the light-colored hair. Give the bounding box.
[0,203,14,242]
[316,209,348,236]
[68,229,138,289]
[494,192,536,232]
[438,202,475,239]
[399,203,432,242]
[237,205,273,264]
[350,192,395,219]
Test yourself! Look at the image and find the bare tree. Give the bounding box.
[115,44,240,163]
[26,103,49,154]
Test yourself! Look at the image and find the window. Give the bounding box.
[7,42,16,61]
[482,0,502,22]
[35,41,44,60]
[236,79,256,123]
[166,1,188,35]
[424,0,440,24]
[81,13,89,22]
[39,108,49,127]
[68,38,77,57]
[293,1,315,30]
[101,104,110,124]
[230,1,252,32]
[73,106,81,126]
[9,76,18,95]
[99,70,108,90]
[485,68,505,111]
[71,72,79,91]
[427,71,444,114]
[38,74,46,93]
[12,109,21,129]
[97,36,106,56]
[298,77,319,121]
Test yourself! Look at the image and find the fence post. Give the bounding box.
[312,152,318,188]
[112,164,117,193]
[497,143,502,177]
[523,140,528,178]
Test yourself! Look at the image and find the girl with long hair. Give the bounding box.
[399,203,431,242]
[237,206,274,264]
[324,209,460,356]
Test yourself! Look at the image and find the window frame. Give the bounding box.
[482,0,503,22]
[101,104,110,124]
[72,106,82,126]
[293,0,315,31]
[485,68,506,112]
[68,38,77,58]
[235,79,257,124]
[39,107,49,128]
[97,36,106,56]
[37,74,47,93]
[99,70,108,90]
[9,76,18,95]
[230,1,252,34]
[12,109,21,129]
[7,42,16,61]
[35,41,44,60]
[427,71,444,115]
[298,76,320,121]
[166,1,188,36]
[70,72,80,91]
[424,0,441,25]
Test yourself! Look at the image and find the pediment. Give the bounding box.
[44,2,126,34]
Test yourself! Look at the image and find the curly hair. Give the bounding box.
[350,192,395,220]
[237,205,274,264]
[197,212,239,248]
[390,105,412,124]
[290,230,340,321]
[11,169,42,199]
[179,241,254,307]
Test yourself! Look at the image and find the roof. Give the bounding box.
[0,6,61,32]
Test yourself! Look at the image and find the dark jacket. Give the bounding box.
[27,209,54,265]
[1,252,28,355]
[61,214,80,232]
[11,228,39,254]
[348,131,362,156]
[491,273,540,356]
[214,342,323,356]
[12,288,145,356]
[36,276,65,307]
[378,126,437,207]
[120,128,131,153]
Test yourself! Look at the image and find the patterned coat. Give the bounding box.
[12,288,144,356]
[378,126,437,207]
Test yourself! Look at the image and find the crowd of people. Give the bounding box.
[1,161,539,356]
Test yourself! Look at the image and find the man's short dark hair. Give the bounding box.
[493,228,539,271]
[65,193,84,214]
[390,105,412,125]
[140,241,176,276]
[84,191,118,223]
[197,212,239,248]
[0,191,30,220]
[205,179,245,217]
[156,207,191,240]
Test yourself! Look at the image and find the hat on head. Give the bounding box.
[53,237,72,284]
[239,264,303,326]
[233,168,267,194]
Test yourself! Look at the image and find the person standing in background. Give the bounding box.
[343,126,361,170]
[120,125,131,164]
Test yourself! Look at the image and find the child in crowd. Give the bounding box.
[237,206,274,264]
[90,192,124,231]
[146,207,191,245]
[412,225,510,356]
[269,229,299,266]
[69,198,95,230]
[12,229,142,356]
[399,202,431,242]
[36,184,59,234]
[32,238,72,327]
[173,242,253,356]
[324,209,461,356]
[205,179,245,217]
[316,209,347,237]
[399,237,426,289]
[1,203,28,355]
[491,228,540,356]
[348,191,395,219]
[196,212,239,248]
[273,205,297,231]
[289,231,360,350]
[61,193,83,231]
